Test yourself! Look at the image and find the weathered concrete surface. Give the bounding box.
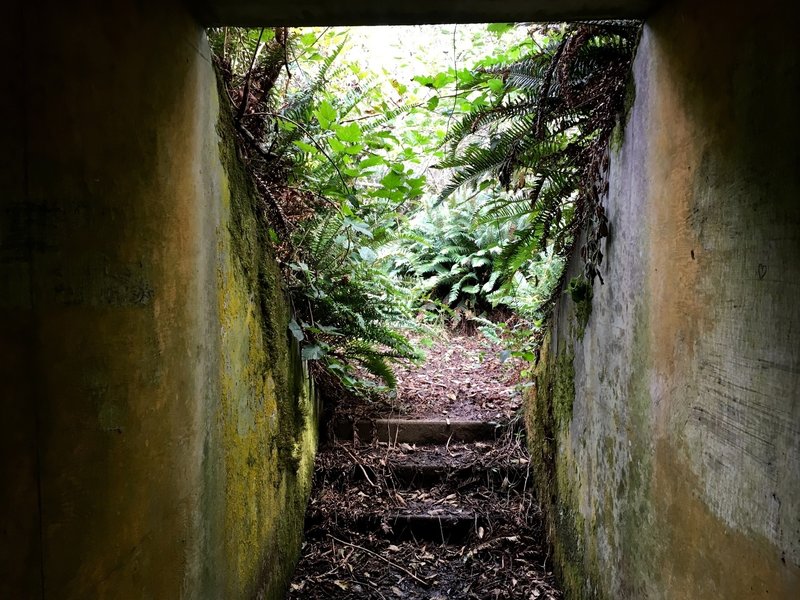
[0,3,39,596]
[345,418,504,444]
[0,2,317,598]
[526,0,800,597]
[194,0,659,26]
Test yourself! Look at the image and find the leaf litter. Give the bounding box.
[288,329,561,599]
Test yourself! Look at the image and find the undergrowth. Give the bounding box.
[208,21,639,395]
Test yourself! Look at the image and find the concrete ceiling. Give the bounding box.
[193,0,659,26]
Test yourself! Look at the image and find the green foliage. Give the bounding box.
[432,22,640,304]
[388,198,509,312]
[209,21,641,384]
[210,26,426,391]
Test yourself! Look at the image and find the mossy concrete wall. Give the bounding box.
[0,2,317,598]
[526,0,800,597]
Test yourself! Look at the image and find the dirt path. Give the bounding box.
[288,332,561,599]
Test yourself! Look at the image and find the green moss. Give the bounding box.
[552,351,576,428]
[213,73,318,600]
[610,77,636,152]
[567,276,593,337]
[529,309,655,599]
[525,334,605,599]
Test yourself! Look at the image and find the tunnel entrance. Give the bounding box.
[213,21,637,598]
[8,1,797,599]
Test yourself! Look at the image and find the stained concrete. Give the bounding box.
[0,2,317,598]
[348,419,504,444]
[3,0,799,597]
[527,0,800,597]
[194,0,660,26]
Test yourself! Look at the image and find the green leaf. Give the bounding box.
[288,319,305,342]
[358,155,385,168]
[426,96,440,110]
[487,78,505,93]
[294,140,317,154]
[432,72,451,90]
[380,171,403,189]
[487,23,515,35]
[334,123,362,143]
[300,32,318,46]
[359,247,377,261]
[301,344,325,361]
[343,217,373,238]
[316,323,342,335]
[456,69,475,84]
[360,355,397,388]
[327,137,346,153]
[314,100,337,129]
[390,80,407,95]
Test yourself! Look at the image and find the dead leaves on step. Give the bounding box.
[290,329,560,599]
[290,438,561,599]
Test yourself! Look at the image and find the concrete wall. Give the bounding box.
[193,0,658,27]
[0,2,317,598]
[526,0,800,597]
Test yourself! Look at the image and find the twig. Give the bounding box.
[340,445,379,489]
[246,112,353,195]
[237,28,265,122]
[327,535,430,587]
[442,24,459,144]
[281,27,292,80]
[291,27,331,66]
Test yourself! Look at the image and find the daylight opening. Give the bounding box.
[211,22,639,598]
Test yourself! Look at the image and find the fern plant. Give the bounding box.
[436,22,641,306]
[210,27,424,391]
[387,197,513,313]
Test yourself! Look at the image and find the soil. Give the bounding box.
[288,330,561,600]
[392,333,525,421]
[332,332,525,423]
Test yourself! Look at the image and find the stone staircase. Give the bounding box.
[290,413,559,598]
[325,417,528,542]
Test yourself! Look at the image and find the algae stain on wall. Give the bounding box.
[213,103,318,599]
[525,0,800,597]
[0,4,317,598]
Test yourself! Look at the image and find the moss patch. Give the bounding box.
[525,333,605,599]
[213,73,318,600]
[566,276,593,338]
[610,76,637,152]
[551,351,576,428]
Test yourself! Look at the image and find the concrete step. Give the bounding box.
[306,505,481,545]
[391,461,527,489]
[329,460,529,490]
[334,418,506,445]
[388,510,478,544]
